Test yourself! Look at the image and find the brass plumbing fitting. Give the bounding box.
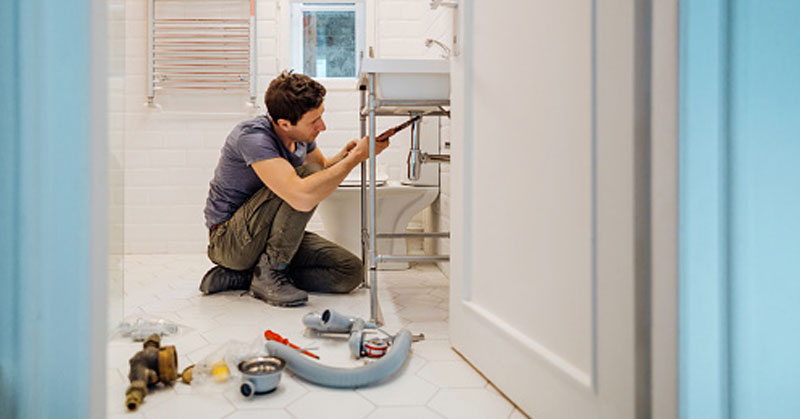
[125,334,178,411]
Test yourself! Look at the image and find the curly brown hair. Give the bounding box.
[265,70,327,125]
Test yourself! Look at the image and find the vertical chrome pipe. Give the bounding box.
[248,0,257,105]
[407,113,423,181]
[147,0,155,103]
[367,73,382,326]
[359,85,368,288]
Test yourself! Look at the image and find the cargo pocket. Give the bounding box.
[233,217,254,247]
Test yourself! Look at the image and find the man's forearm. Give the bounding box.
[295,153,360,209]
[324,148,349,168]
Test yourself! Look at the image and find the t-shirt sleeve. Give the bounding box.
[237,128,282,166]
[306,140,317,154]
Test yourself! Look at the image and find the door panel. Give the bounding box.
[449,1,652,418]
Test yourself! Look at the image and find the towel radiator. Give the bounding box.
[147,0,257,104]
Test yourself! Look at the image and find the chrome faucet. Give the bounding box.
[424,38,451,59]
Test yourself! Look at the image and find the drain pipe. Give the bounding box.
[265,330,412,388]
[303,309,377,333]
[407,112,424,181]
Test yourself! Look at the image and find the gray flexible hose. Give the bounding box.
[265,329,412,388]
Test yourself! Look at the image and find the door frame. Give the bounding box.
[0,0,108,417]
[678,0,732,417]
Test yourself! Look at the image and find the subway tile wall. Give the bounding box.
[122,0,453,273]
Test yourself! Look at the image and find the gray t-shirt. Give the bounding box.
[203,115,317,229]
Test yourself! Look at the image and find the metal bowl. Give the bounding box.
[238,356,285,398]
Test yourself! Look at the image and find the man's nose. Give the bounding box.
[318,119,326,132]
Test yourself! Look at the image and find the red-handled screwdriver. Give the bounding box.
[264,329,320,360]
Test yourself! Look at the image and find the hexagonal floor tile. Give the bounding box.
[428,388,514,419]
[287,390,375,419]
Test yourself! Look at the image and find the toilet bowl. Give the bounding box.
[318,173,439,270]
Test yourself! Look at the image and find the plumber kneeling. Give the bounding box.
[200,71,390,307]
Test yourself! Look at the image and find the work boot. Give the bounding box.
[249,253,308,307]
[199,266,253,295]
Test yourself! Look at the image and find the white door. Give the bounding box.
[449,1,657,418]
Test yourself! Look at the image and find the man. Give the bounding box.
[200,71,390,307]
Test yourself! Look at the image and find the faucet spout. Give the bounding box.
[424,38,451,59]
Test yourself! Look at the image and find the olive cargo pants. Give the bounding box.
[207,163,362,293]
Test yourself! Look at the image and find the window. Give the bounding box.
[290,2,365,78]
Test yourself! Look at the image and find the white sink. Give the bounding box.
[357,58,450,101]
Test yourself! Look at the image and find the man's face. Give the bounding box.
[288,103,326,143]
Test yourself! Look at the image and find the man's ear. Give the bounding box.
[275,118,293,131]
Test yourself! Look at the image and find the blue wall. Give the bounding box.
[0,1,101,417]
[680,1,800,418]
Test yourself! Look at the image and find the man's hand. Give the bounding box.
[344,139,358,153]
[349,135,390,162]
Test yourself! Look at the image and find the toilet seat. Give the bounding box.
[339,172,388,187]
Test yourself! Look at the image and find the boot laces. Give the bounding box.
[271,268,293,286]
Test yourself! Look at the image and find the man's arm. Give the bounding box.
[306,140,357,169]
[251,136,387,212]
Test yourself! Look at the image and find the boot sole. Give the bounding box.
[199,268,252,295]
[250,292,308,307]
[199,281,251,295]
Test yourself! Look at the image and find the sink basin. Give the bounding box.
[357,58,450,101]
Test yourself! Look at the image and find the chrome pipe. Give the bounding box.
[153,86,249,90]
[154,18,250,23]
[375,232,450,239]
[407,113,423,181]
[372,99,450,107]
[359,85,368,288]
[249,0,257,104]
[368,73,383,326]
[376,255,450,263]
[147,0,155,103]
[423,153,451,163]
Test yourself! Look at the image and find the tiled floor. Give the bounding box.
[108,254,526,419]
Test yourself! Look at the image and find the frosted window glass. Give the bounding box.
[302,10,356,78]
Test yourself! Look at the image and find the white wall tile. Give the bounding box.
[148,150,186,167]
[257,0,278,20]
[257,20,277,38]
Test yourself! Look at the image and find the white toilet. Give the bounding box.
[318,172,439,270]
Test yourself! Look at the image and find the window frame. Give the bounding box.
[289,1,366,82]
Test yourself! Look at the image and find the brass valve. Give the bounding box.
[125,334,178,411]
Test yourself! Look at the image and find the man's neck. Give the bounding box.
[270,117,296,152]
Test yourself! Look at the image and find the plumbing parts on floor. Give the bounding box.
[118,317,180,341]
[124,309,421,409]
[125,334,178,411]
[302,309,405,359]
[262,309,422,388]
[238,356,285,397]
